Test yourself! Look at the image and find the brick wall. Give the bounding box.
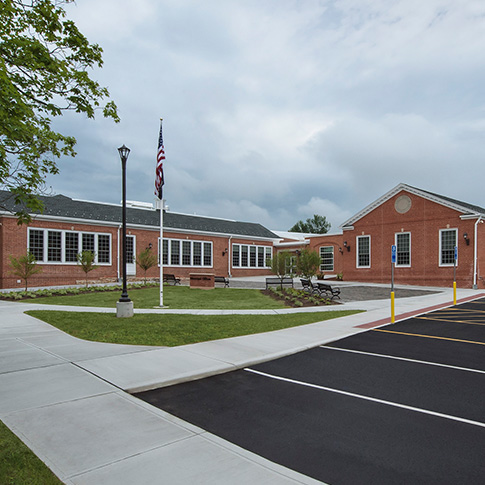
[340,191,480,288]
[0,216,274,289]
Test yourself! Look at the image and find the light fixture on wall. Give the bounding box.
[339,247,343,254]
[343,241,351,252]
[222,248,228,256]
[147,243,153,250]
[464,233,470,245]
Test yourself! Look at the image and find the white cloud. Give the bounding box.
[42,0,485,231]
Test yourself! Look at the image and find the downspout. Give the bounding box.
[473,215,482,289]
[228,236,232,277]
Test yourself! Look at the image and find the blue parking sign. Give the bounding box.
[391,245,397,264]
[454,246,458,261]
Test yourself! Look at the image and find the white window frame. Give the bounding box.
[27,228,112,265]
[319,246,334,271]
[356,235,371,268]
[439,228,458,267]
[395,232,411,268]
[232,243,272,269]
[158,237,213,268]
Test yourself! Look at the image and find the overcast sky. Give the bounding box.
[47,0,485,232]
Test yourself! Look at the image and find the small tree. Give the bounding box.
[136,248,158,285]
[296,248,321,280]
[9,252,42,291]
[267,250,294,289]
[77,251,98,288]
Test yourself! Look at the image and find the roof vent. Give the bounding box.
[125,200,154,210]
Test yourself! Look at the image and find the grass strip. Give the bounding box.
[23,286,287,310]
[0,420,63,485]
[26,310,363,347]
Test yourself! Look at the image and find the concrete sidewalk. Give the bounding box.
[0,287,482,484]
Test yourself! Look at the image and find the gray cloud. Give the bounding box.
[45,0,485,230]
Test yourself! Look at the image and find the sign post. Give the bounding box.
[453,246,458,305]
[391,245,396,323]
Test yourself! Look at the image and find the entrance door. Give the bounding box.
[126,235,136,276]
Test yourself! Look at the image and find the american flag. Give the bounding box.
[155,120,165,200]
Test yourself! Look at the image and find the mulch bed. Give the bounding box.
[261,289,339,308]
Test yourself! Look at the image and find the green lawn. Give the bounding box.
[0,420,63,485]
[26,310,362,347]
[24,286,287,309]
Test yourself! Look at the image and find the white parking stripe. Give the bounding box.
[244,368,485,429]
[319,346,485,375]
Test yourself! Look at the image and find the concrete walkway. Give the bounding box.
[0,285,482,484]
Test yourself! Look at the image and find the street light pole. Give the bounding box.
[116,144,134,317]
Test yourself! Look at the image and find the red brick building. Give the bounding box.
[0,191,277,289]
[3,184,485,289]
[277,184,485,289]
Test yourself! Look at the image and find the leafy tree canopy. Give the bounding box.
[0,0,119,223]
[289,214,331,234]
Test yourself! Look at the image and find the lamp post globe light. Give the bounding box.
[116,144,134,318]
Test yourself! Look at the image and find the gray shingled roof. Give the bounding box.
[412,186,485,216]
[0,190,278,239]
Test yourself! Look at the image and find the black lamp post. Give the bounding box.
[118,144,131,304]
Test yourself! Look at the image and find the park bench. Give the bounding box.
[163,273,181,285]
[315,282,341,300]
[266,277,294,289]
[300,278,320,294]
[215,276,229,287]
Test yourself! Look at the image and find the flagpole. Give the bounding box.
[155,117,166,307]
[159,198,164,307]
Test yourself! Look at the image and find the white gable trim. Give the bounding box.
[339,183,484,228]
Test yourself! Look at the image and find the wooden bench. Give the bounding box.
[215,276,229,287]
[266,277,293,289]
[316,282,341,300]
[163,274,180,285]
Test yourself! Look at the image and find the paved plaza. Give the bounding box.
[0,280,482,484]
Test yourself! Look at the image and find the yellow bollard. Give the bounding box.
[391,291,395,323]
[453,281,456,305]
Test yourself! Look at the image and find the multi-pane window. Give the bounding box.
[47,231,62,262]
[232,244,272,268]
[162,239,169,265]
[203,243,212,266]
[82,233,95,252]
[440,229,457,265]
[241,246,248,267]
[29,229,44,261]
[182,241,191,265]
[171,240,180,265]
[97,235,110,263]
[193,242,202,266]
[249,246,257,267]
[126,236,134,264]
[396,233,411,267]
[357,236,370,268]
[232,245,240,268]
[28,229,111,264]
[320,246,334,271]
[265,247,272,265]
[65,232,79,262]
[158,238,213,267]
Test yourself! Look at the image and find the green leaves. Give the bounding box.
[289,214,331,234]
[0,0,119,222]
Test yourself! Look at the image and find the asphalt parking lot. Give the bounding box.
[135,297,485,484]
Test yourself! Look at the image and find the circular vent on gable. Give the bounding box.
[395,195,412,214]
